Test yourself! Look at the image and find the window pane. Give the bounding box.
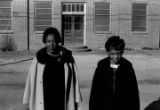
[95,26,109,31]
[74,16,83,30]
[66,17,71,22]
[80,4,84,12]
[36,14,51,20]
[35,26,51,31]
[35,2,52,31]
[36,2,52,8]
[132,3,147,32]
[62,3,84,12]
[132,21,146,27]
[132,27,146,31]
[64,23,71,30]
[133,4,146,10]
[133,10,146,16]
[35,20,52,25]
[0,20,11,25]
[0,26,11,30]
[95,10,110,15]
[63,4,67,12]
[75,23,79,30]
[0,1,11,7]
[0,8,11,17]
[95,2,110,10]
[36,9,52,13]
[95,15,110,25]
[95,2,110,32]
[76,4,80,12]
[72,4,75,12]
[0,1,11,30]
[68,4,71,12]
[75,17,83,22]
[133,15,146,21]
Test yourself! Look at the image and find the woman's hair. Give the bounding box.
[42,27,61,43]
[105,35,125,52]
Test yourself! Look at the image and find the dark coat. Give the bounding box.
[144,98,160,110]
[36,46,73,64]
[89,57,140,110]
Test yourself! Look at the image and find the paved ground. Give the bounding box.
[0,50,159,110]
[75,53,160,110]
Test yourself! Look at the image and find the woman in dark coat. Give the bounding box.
[89,36,140,110]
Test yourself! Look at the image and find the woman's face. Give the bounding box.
[108,48,123,64]
[45,34,58,54]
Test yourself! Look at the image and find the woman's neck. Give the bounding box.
[47,50,60,57]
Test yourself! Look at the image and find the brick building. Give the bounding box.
[0,0,160,50]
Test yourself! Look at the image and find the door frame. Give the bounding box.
[61,2,86,47]
[62,14,85,46]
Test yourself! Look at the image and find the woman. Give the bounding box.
[23,27,82,110]
[89,36,140,110]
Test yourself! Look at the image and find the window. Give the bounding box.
[63,16,71,30]
[94,2,110,32]
[62,3,84,14]
[132,3,147,32]
[35,1,52,32]
[0,1,12,31]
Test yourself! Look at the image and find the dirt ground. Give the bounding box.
[0,50,160,110]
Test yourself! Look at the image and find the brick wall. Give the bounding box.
[10,0,160,50]
[86,0,160,50]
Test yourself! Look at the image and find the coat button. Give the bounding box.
[40,102,43,104]
[40,81,42,83]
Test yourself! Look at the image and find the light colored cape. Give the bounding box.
[23,58,82,110]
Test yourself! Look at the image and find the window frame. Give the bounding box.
[0,0,12,32]
[132,3,147,33]
[62,2,85,15]
[94,2,111,33]
[34,1,53,32]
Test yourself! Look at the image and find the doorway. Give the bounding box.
[62,15,84,47]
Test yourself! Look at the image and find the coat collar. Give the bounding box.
[104,57,126,75]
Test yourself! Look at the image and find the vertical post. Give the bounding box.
[27,0,30,50]
[72,16,74,46]
[159,34,160,48]
[61,15,64,46]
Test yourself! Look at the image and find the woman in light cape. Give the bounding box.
[23,27,82,110]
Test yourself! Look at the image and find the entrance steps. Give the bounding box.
[65,46,92,52]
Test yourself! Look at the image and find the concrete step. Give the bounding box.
[65,46,92,52]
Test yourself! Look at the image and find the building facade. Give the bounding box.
[0,0,160,50]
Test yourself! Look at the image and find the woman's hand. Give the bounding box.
[58,49,72,63]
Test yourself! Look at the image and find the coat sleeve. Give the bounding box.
[72,62,82,110]
[23,68,31,104]
[22,58,36,105]
[66,62,82,110]
[128,64,140,110]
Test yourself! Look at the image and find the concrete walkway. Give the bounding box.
[74,54,160,110]
[0,53,159,110]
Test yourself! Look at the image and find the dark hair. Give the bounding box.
[42,27,61,43]
[105,35,125,52]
